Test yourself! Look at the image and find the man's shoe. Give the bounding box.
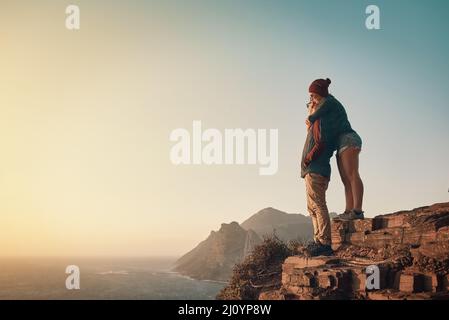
[305,241,321,252]
[334,209,364,221]
[306,243,333,257]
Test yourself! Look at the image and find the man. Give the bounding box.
[300,80,337,256]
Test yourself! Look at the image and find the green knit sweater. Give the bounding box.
[308,95,355,138]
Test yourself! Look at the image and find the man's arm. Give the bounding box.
[304,119,325,165]
[308,99,333,123]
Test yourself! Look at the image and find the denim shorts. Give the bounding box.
[337,131,362,155]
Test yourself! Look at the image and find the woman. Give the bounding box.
[306,78,365,220]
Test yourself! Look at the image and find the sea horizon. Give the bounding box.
[0,256,226,300]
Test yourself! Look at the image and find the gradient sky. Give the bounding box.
[1,0,448,257]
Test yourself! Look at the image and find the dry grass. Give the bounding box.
[216,233,308,300]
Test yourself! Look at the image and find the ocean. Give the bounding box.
[0,257,226,300]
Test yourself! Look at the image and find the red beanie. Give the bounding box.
[309,78,331,97]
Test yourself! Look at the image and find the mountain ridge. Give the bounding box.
[174,207,314,281]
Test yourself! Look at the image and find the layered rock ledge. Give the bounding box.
[259,202,449,300]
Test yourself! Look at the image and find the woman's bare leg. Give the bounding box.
[339,148,364,212]
[337,154,353,212]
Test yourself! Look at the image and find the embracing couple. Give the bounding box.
[300,78,365,256]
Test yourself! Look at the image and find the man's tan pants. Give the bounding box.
[305,173,331,246]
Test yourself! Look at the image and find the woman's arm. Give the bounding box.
[305,102,315,129]
[308,99,333,123]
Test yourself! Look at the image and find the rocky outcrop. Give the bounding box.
[175,207,313,281]
[174,222,262,281]
[243,229,262,257]
[259,202,449,300]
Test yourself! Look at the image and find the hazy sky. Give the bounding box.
[1,0,448,257]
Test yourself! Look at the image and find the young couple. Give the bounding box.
[300,78,365,256]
